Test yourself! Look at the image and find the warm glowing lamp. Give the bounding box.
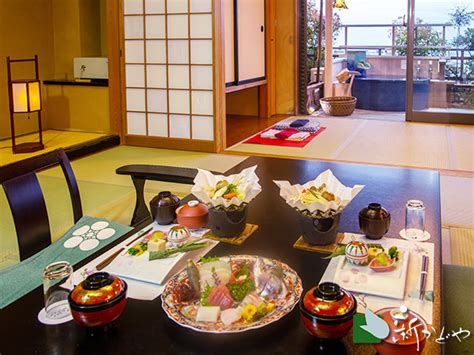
[6,55,44,153]
[334,0,348,10]
[11,80,41,113]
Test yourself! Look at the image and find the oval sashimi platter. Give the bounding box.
[161,255,303,333]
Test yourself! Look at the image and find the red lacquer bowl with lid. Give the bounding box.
[300,282,357,339]
[374,307,428,355]
[68,272,127,327]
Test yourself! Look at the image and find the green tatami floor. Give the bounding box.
[0,146,245,269]
[2,144,473,270]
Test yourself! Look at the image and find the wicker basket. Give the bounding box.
[320,96,357,116]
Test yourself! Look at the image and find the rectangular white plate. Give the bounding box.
[333,248,410,299]
[104,226,215,285]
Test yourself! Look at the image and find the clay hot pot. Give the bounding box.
[176,200,209,229]
[68,272,127,328]
[300,282,357,339]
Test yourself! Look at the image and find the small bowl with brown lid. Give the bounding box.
[300,282,357,339]
[359,203,391,240]
[68,272,127,327]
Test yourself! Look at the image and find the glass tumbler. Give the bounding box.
[405,200,425,240]
[43,261,73,319]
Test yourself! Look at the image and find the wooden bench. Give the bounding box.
[116,165,218,226]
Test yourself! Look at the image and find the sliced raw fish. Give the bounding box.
[253,257,286,299]
[238,292,263,311]
[208,284,234,310]
[200,261,232,289]
[196,306,220,322]
[220,308,241,326]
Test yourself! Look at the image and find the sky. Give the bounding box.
[328,0,473,47]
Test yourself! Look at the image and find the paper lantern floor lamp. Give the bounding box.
[6,55,44,154]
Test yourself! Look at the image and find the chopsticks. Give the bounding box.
[96,227,153,271]
[419,255,429,301]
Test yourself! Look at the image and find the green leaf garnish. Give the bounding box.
[388,246,399,261]
[200,284,214,306]
[200,256,220,263]
[235,262,250,278]
[322,244,347,259]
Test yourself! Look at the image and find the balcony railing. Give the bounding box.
[310,23,473,80]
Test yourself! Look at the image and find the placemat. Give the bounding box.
[205,224,258,245]
[244,127,326,147]
[293,233,345,254]
[0,216,132,309]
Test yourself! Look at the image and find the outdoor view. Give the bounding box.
[307,0,473,120]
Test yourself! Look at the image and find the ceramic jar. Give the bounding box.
[167,225,191,246]
[345,240,369,265]
[300,282,357,339]
[374,306,428,355]
[68,272,127,328]
[359,203,391,240]
[176,200,209,229]
[150,191,180,225]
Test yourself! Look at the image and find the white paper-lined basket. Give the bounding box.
[274,169,364,217]
[191,166,262,210]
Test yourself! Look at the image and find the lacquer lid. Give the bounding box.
[70,272,126,306]
[359,203,390,220]
[301,282,356,320]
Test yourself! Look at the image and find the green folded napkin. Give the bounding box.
[0,216,132,309]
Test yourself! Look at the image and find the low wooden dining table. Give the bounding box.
[0,156,442,354]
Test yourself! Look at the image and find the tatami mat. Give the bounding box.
[440,175,474,228]
[449,125,474,171]
[450,227,474,267]
[0,130,108,167]
[337,121,450,169]
[442,228,452,265]
[40,145,246,187]
[228,115,474,172]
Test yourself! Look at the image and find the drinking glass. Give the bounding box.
[43,261,73,319]
[405,200,425,240]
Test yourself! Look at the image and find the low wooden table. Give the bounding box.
[0,156,442,354]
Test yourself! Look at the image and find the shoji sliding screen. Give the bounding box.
[122,0,216,150]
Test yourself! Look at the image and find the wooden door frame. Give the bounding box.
[106,0,278,153]
[214,0,278,151]
[262,0,277,118]
[107,0,221,152]
[214,0,227,151]
[106,0,123,136]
